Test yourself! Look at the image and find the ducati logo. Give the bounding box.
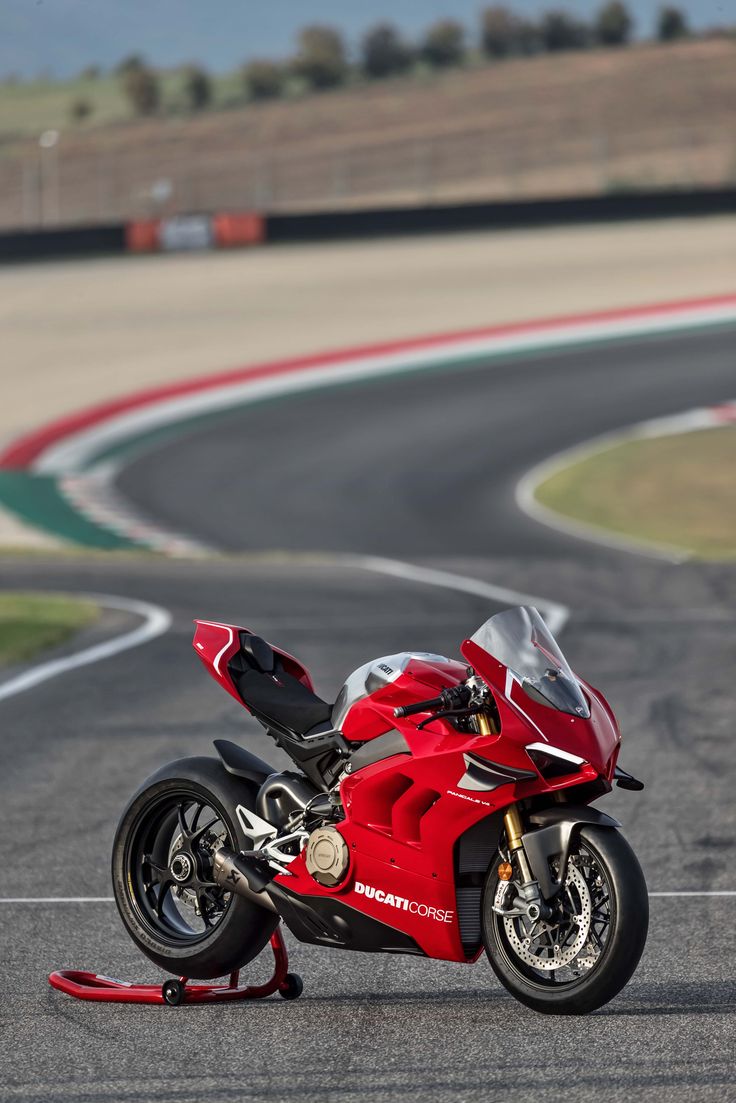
[354,881,454,924]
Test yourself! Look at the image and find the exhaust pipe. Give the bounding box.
[212,847,278,913]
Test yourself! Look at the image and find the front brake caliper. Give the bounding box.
[492,879,517,916]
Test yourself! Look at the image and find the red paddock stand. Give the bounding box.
[48,928,302,1006]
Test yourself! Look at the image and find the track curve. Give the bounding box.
[2,321,735,1102]
[117,326,736,560]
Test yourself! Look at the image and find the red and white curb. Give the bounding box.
[2,293,735,559]
[60,465,206,557]
[516,400,736,562]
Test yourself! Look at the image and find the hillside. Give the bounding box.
[1,38,734,230]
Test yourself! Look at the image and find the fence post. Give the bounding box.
[21,161,39,226]
[39,129,61,225]
[332,150,349,199]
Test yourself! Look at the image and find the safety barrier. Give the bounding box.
[126,211,265,253]
[0,223,126,261]
[1,187,734,262]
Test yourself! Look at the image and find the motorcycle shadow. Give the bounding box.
[601,979,735,1017]
[303,988,504,1008]
[301,980,734,1018]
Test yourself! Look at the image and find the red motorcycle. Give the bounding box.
[112,606,648,1015]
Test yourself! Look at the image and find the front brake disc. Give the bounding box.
[502,863,592,971]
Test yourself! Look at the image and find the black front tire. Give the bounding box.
[112,756,278,980]
[483,825,648,1015]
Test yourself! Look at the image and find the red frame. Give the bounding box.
[193,621,620,964]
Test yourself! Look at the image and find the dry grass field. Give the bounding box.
[1,38,735,229]
[535,427,736,559]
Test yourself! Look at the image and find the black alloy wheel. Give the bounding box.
[125,789,232,946]
[483,826,648,1014]
[112,757,278,979]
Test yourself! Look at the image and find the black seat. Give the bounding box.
[241,634,276,674]
[229,634,333,736]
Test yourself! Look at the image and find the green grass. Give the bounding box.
[535,427,736,560]
[0,592,99,665]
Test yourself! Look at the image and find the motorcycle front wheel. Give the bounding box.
[112,756,278,979]
[482,825,648,1015]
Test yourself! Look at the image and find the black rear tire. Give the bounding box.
[483,825,648,1015]
[112,756,278,980]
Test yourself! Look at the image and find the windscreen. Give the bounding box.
[470,606,590,718]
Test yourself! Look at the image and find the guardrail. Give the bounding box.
[1,187,734,262]
[0,223,126,261]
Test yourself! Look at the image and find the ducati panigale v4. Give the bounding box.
[113,606,648,1014]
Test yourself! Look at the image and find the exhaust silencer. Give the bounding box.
[212,847,277,913]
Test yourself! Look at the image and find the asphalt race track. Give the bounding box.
[1,326,735,1102]
[118,326,736,558]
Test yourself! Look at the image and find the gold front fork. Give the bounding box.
[503,803,534,883]
[474,709,498,736]
[475,711,492,737]
[473,710,531,879]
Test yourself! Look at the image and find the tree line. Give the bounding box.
[64,4,718,122]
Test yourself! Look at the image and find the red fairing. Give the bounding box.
[267,646,613,964]
[193,621,621,964]
[460,638,620,776]
[192,621,245,704]
[192,621,316,707]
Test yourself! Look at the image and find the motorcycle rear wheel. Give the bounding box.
[112,756,278,979]
[482,825,648,1015]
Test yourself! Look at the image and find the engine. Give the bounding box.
[305,826,350,886]
[253,769,348,884]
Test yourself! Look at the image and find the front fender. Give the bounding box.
[522,804,621,900]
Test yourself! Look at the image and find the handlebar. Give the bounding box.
[393,694,446,719]
[393,684,472,719]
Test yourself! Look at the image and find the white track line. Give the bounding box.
[346,554,570,635]
[0,594,171,703]
[1,892,733,904]
[0,897,115,903]
[647,891,736,897]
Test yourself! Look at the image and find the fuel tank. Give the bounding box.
[333,652,468,742]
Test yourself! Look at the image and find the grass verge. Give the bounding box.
[535,427,736,560]
[0,592,99,665]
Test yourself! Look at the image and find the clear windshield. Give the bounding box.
[470,606,590,718]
